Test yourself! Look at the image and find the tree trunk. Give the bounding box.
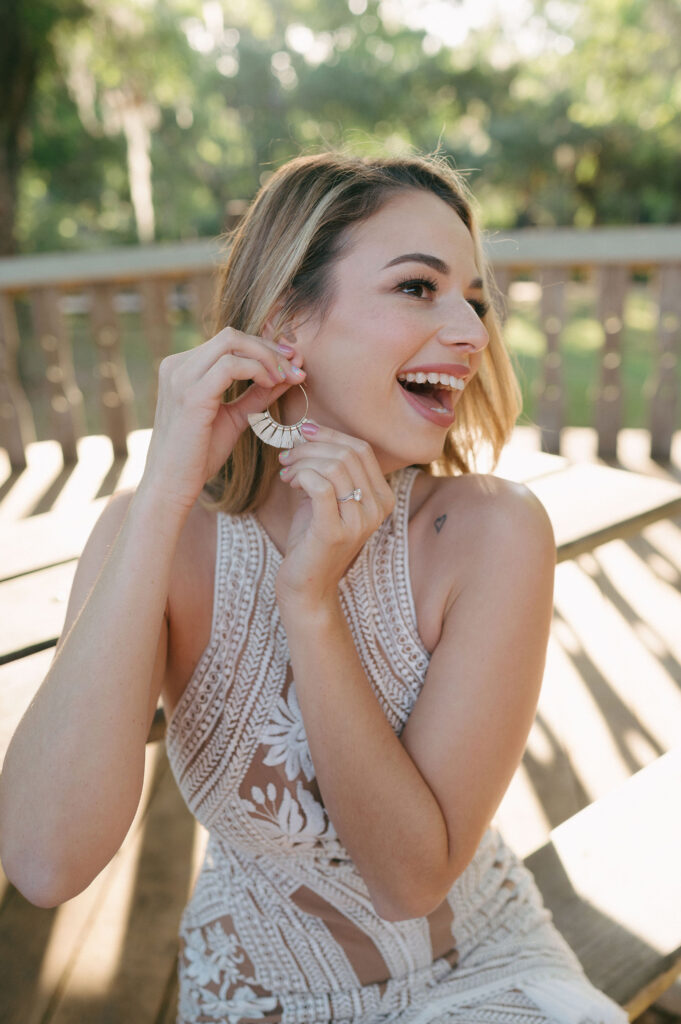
[0,141,20,257]
[0,0,88,255]
[0,16,38,257]
[121,99,156,244]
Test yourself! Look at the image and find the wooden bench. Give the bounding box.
[2,433,681,1020]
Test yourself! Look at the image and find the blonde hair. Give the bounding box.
[201,151,521,515]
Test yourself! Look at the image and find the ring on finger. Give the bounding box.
[338,488,362,504]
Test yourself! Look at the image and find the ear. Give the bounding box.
[261,295,293,343]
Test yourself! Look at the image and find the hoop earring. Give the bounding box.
[247,383,310,448]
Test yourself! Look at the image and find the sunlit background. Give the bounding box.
[5,0,679,255]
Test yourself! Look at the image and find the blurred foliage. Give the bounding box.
[8,0,681,252]
[0,0,89,253]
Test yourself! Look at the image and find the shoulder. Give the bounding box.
[421,471,553,537]
[418,472,555,608]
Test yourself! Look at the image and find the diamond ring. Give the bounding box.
[338,488,362,503]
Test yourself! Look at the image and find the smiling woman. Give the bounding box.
[0,151,628,1024]
[207,155,519,514]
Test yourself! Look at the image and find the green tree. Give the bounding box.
[0,0,87,254]
[12,0,681,253]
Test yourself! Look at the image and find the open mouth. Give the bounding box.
[396,373,465,413]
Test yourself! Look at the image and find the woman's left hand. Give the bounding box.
[274,422,396,610]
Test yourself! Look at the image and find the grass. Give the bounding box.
[12,280,676,443]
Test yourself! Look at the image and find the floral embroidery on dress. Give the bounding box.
[261,681,315,781]
[216,985,279,1022]
[180,981,278,1024]
[180,925,277,1023]
[242,780,337,846]
[183,923,245,988]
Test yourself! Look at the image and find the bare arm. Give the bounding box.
[0,485,185,906]
[0,327,305,907]
[281,593,447,921]
[278,478,555,921]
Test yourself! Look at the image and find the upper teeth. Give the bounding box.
[397,371,466,391]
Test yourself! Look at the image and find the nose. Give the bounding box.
[435,297,489,355]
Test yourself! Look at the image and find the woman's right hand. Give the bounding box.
[141,326,306,512]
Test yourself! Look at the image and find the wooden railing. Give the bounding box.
[1,226,680,470]
[489,226,681,461]
[0,241,219,470]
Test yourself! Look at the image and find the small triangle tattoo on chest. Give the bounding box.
[434,514,447,533]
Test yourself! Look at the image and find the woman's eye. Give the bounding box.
[397,277,438,298]
[467,298,490,318]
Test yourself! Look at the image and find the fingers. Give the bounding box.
[278,426,395,526]
[286,468,348,523]
[202,352,288,396]
[280,455,355,508]
[162,326,305,393]
[293,425,395,511]
[284,458,383,531]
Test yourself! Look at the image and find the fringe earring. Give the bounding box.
[247,383,310,448]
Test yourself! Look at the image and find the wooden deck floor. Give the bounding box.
[1,426,680,1023]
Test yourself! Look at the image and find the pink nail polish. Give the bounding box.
[276,342,296,356]
[301,421,319,436]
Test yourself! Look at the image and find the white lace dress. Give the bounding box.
[165,466,627,1024]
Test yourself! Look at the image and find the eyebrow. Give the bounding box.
[382,252,483,289]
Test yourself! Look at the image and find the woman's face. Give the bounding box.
[279,188,490,475]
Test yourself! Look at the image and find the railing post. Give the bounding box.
[0,294,36,470]
[139,278,173,423]
[89,283,136,457]
[30,286,85,463]
[536,268,565,455]
[649,265,681,463]
[595,266,628,461]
